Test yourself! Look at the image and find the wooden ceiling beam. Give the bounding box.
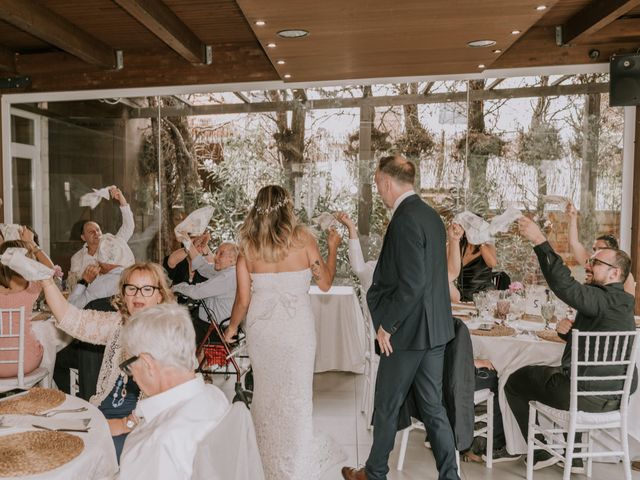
[0,0,119,69]
[0,45,16,74]
[559,0,640,45]
[113,0,209,64]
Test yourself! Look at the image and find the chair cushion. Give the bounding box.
[0,367,49,392]
[531,401,621,427]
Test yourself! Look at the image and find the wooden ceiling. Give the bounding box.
[0,0,638,94]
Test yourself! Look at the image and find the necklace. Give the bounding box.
[111,374,129,408]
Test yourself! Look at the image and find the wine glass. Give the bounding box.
[541,303,556,330]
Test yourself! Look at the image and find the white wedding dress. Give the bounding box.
[245,268,343,479]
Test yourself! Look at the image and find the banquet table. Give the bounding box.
[0,393,117,479]
[470,318,640,458]
[31,316,72,388]
[309,285,366,373]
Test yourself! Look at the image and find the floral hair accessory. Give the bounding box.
[255,197,291,215]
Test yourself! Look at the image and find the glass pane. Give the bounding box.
[12,157,33,226]
[11,115,35,145]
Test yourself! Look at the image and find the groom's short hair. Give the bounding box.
[378,155,415,185]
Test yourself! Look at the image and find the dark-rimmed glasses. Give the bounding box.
[123,284,159,297]
[587,257,618,269]
[119,355,139,376]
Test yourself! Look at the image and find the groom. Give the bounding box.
[342,155,458,480]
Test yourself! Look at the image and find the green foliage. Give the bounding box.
[518,122,564,166]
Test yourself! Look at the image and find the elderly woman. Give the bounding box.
[0,228,54,378]
[41,262,175,460]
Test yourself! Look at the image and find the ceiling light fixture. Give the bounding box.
[493,49,502,54]
[267,42,277,48]
[277,60,286,65]
[255,20,266,26]
[467,39,496,48]
[284,74,292,79]
[277,29,309,39]
[511,30,521,35]
[478,64,486,69]
[535,5,547,11]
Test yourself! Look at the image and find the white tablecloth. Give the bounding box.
[309,285,366,373]
[471,320,640,458]
[31,317,72,387]
[0,393,118,479]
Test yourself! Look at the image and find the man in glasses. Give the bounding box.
[118,303,229,480]
[504,216,637,473]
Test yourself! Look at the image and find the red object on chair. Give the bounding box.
[202,344,230,368]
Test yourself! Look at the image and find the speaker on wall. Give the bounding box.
[610,54,640,107]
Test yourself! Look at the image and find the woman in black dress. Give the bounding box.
[456,225,498,302]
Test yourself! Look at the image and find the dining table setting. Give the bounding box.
[0,387,117,479]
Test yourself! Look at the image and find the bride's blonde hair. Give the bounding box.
[239,185,306,263]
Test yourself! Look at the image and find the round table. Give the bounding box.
[0,393,117,479]
[30,316,72,388]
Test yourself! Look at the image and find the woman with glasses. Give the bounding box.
[40,262,174,461]
[566,201,635,295]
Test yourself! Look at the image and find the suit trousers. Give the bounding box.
[505,365,620,448]
[365,345,459,480]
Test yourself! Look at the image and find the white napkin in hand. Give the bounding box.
[454,207,522,245]
[0,248,54,281]
[0,224,21,241]
[542,195,570,209]
[312,212,337,231]
[79,186,112,209]
[488,207,522,236]
[174,206,214,239]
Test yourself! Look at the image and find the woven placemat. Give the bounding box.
[536,330,566,343]
[0,388,65,415]
[471,325,515,337]
[0,431,83,477]
[521,313,544,323]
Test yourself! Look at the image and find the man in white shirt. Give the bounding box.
[68,186,134,289]
[119,303,229,480]
[172,243,238,342]
[68,234,135,309]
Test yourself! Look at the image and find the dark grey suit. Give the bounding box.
[366,194,458,480]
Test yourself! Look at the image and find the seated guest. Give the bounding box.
[118,303,229,480]
[68,186,134,289]
[172,243,238,343]
[163,232,214,286]
[0,228,54,378]
[505,216,637,471]
[456,222,497,301]
[566,201,636,295]
[41,262,175,461]
[68,234,135,309]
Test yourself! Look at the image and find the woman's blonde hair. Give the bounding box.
[111,262,175,317]
[0,240,34,288]
[239,185,306,263]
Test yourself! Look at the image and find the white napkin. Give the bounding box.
[174,206,214,239]
[312,212,337,231]
[0,248,54,281]
[453,208,522,245]
[79,186,112,209]
[542,195,570,209]
[96,233,135,267]
[0,224,21,241]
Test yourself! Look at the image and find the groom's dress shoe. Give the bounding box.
[341,467,368,480]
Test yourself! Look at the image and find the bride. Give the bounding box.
[224,185,343,479]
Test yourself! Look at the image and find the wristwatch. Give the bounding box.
[125,418,136,429]
[77,279,88,287]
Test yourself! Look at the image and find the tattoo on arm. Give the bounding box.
[311,260,322,280]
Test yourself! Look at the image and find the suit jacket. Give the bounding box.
[397,317,475,451]
[367,194,454,350]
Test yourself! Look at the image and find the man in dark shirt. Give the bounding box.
[505,216,636,472]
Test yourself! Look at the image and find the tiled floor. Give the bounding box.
[311,371,640,480]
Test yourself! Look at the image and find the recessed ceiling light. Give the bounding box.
[267,42,277,48]
[467,39,496,48]
[478,64,486,69]
[283,74,292,79]
[277,29,309,39]
[255,20,266,26]
[511,30,521,35]
[493,49,502,54]
[535,5,547,11]
[277,60,286,65]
